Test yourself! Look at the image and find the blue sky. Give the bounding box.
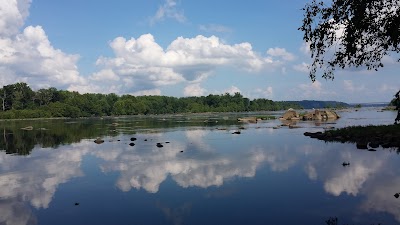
[0,0,399,103]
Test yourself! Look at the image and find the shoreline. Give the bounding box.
[304,124,400,150]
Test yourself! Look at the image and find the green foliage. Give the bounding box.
[299,0,400,81]
[300,0,400,123]
[0,83,304,119]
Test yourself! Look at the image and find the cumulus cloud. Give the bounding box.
[267,47,295,61]
[0,0,31,37]
[95,34,278,94]
[150,0,186,25]
[0,0,86,90]
[89,69,120,81]
[184,83,206,96]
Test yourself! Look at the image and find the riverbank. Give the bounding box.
[304,124,400,150]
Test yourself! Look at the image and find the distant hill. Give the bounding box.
[348,102,390,107]
[282,100,349,109]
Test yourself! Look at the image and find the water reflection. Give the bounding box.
[98,130,266,193]
[0,199,37,225]
[0,110,399,224]
[0,142,92,225]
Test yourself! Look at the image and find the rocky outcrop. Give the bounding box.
[302,109,340,120]
[279,109,300,120]
[280,109,340,121]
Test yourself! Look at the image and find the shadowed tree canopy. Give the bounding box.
[300,0,400,123]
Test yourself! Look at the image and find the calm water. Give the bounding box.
[0,108,398,225]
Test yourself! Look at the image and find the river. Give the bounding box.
[0,108,398,225]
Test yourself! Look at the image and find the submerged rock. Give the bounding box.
[94,138,105,144]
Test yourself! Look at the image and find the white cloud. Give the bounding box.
[300,42,311,55]
[199,24,233,33]
[0,0,87,90]
[90,69,120,81]
[224,86,241,95]
[0,0,31,37]
[267,47,295,61]
[94,34,278,94]
[293,62,310,73]
[184,83,206,96]
[150,0,186,25]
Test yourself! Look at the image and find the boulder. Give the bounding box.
[280,109,300,120]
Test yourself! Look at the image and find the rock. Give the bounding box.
[232,131,241,134]
[94,138,105,144]
[368,149,377,152]
[280,109,300,120]
[302,109,340,121]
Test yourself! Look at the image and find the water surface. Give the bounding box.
[0,108,399,225]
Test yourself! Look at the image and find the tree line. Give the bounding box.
[0,82,301,119]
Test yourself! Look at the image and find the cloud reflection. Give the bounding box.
[99,135,266,193]
[0,142,91,225]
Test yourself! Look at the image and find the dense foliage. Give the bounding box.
[299,0,400,81]
[0,82,301,119]
[300,0,400,123]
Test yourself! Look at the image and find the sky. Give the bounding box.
[0,0,399,103]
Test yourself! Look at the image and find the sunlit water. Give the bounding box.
[0,108,398,225]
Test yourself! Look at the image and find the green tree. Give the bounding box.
[300,0,400,123]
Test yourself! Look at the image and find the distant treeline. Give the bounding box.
[288,100,349,109]
[0,82,305,119]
